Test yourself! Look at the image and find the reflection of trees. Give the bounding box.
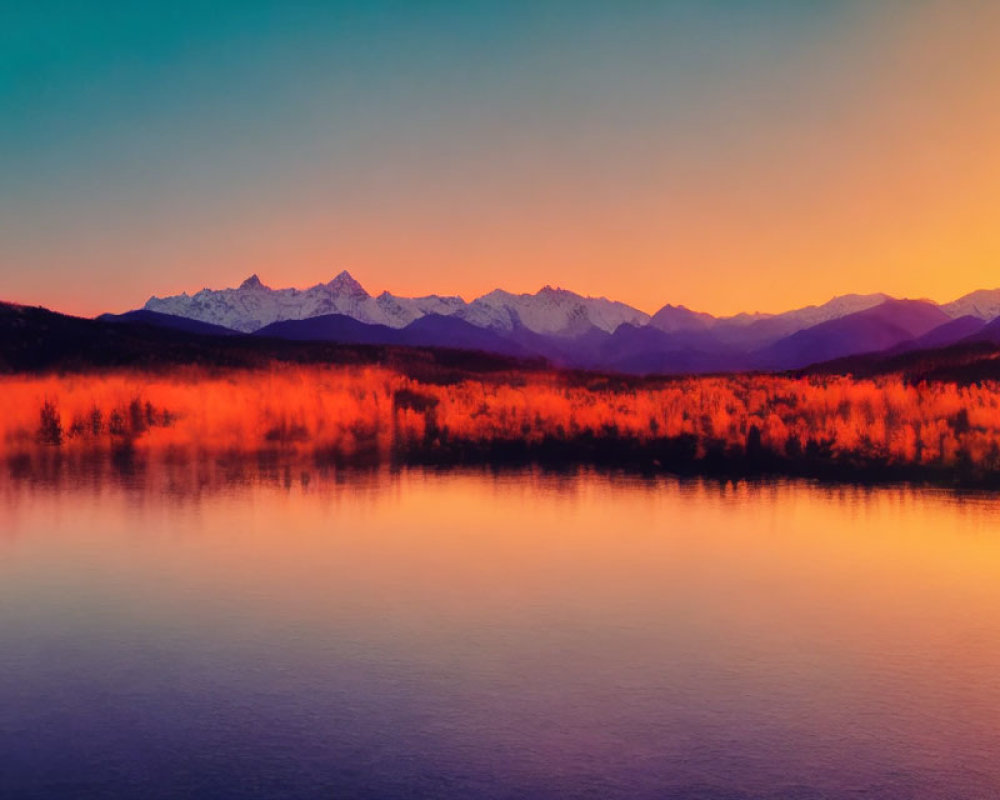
[36,400,62,446]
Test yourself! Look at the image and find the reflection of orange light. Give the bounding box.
[3,469,1000,784]
[1,366,998,469]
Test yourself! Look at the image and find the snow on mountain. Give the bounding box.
[145,275,650,336]
[144,271,465,333]
[710,293,891,348]
[648,294,890,339]
[140,272,981,358]
[648,304,716,333]
[455,286,649,335]
[940,289,1000,321]
[716,311,774,326]
[775,293,891,329]
[372,291,466,327]
[751,298,951,370]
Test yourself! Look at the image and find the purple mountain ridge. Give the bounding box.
[92,272,1000,375]
[750,299,951,370]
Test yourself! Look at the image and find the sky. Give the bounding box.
[1,0,999,317]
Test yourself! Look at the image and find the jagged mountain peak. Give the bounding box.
[326,270,368,297]
[459,283,648,335]
[140,276,653,337]
[135,275,999,368]
[144,271,463,332]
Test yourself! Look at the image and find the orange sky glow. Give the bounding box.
[1,2,998,318]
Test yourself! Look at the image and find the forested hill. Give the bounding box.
[0,301,545,379]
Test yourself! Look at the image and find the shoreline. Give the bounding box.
[6,441,1000,492]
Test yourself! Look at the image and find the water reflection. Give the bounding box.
[2,460,1000,799]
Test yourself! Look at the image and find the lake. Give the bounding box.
[2,462,999,799]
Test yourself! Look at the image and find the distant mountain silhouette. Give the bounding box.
[255,313,531,358]
[400,315,531,357]
[255,314,399,345]
[751,299,951,370]
[647,304,716,334]
[140,271,972,346]
[96,274,1000,377]
[98,309,239,336]
[886,315,986,355]
[958,315,1000,346]
[586,324,741,374]
[0,301,541,376]
[13,278,1000,378]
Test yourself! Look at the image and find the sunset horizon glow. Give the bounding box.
[3,1,999,317]
[53,268,1000,321]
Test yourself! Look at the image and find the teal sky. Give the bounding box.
[2,1,998,315]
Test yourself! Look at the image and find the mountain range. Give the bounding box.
[144,272,650,335]
[127,272,1000,374]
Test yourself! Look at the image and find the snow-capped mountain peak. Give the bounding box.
[325,270,369,298]
[457,286,649,335]
[648,303,716,333]
[139,274,981,347]
[941,288,1000,321]
[144,272,472,332]
[143,276,651,336]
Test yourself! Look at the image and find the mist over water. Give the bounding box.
[2,464,999,799]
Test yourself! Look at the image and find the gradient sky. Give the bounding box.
[2,1,999,316]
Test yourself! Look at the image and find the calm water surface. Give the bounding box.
[2,464,1000,799]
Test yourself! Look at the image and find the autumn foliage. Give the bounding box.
[3,365,1000,482]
